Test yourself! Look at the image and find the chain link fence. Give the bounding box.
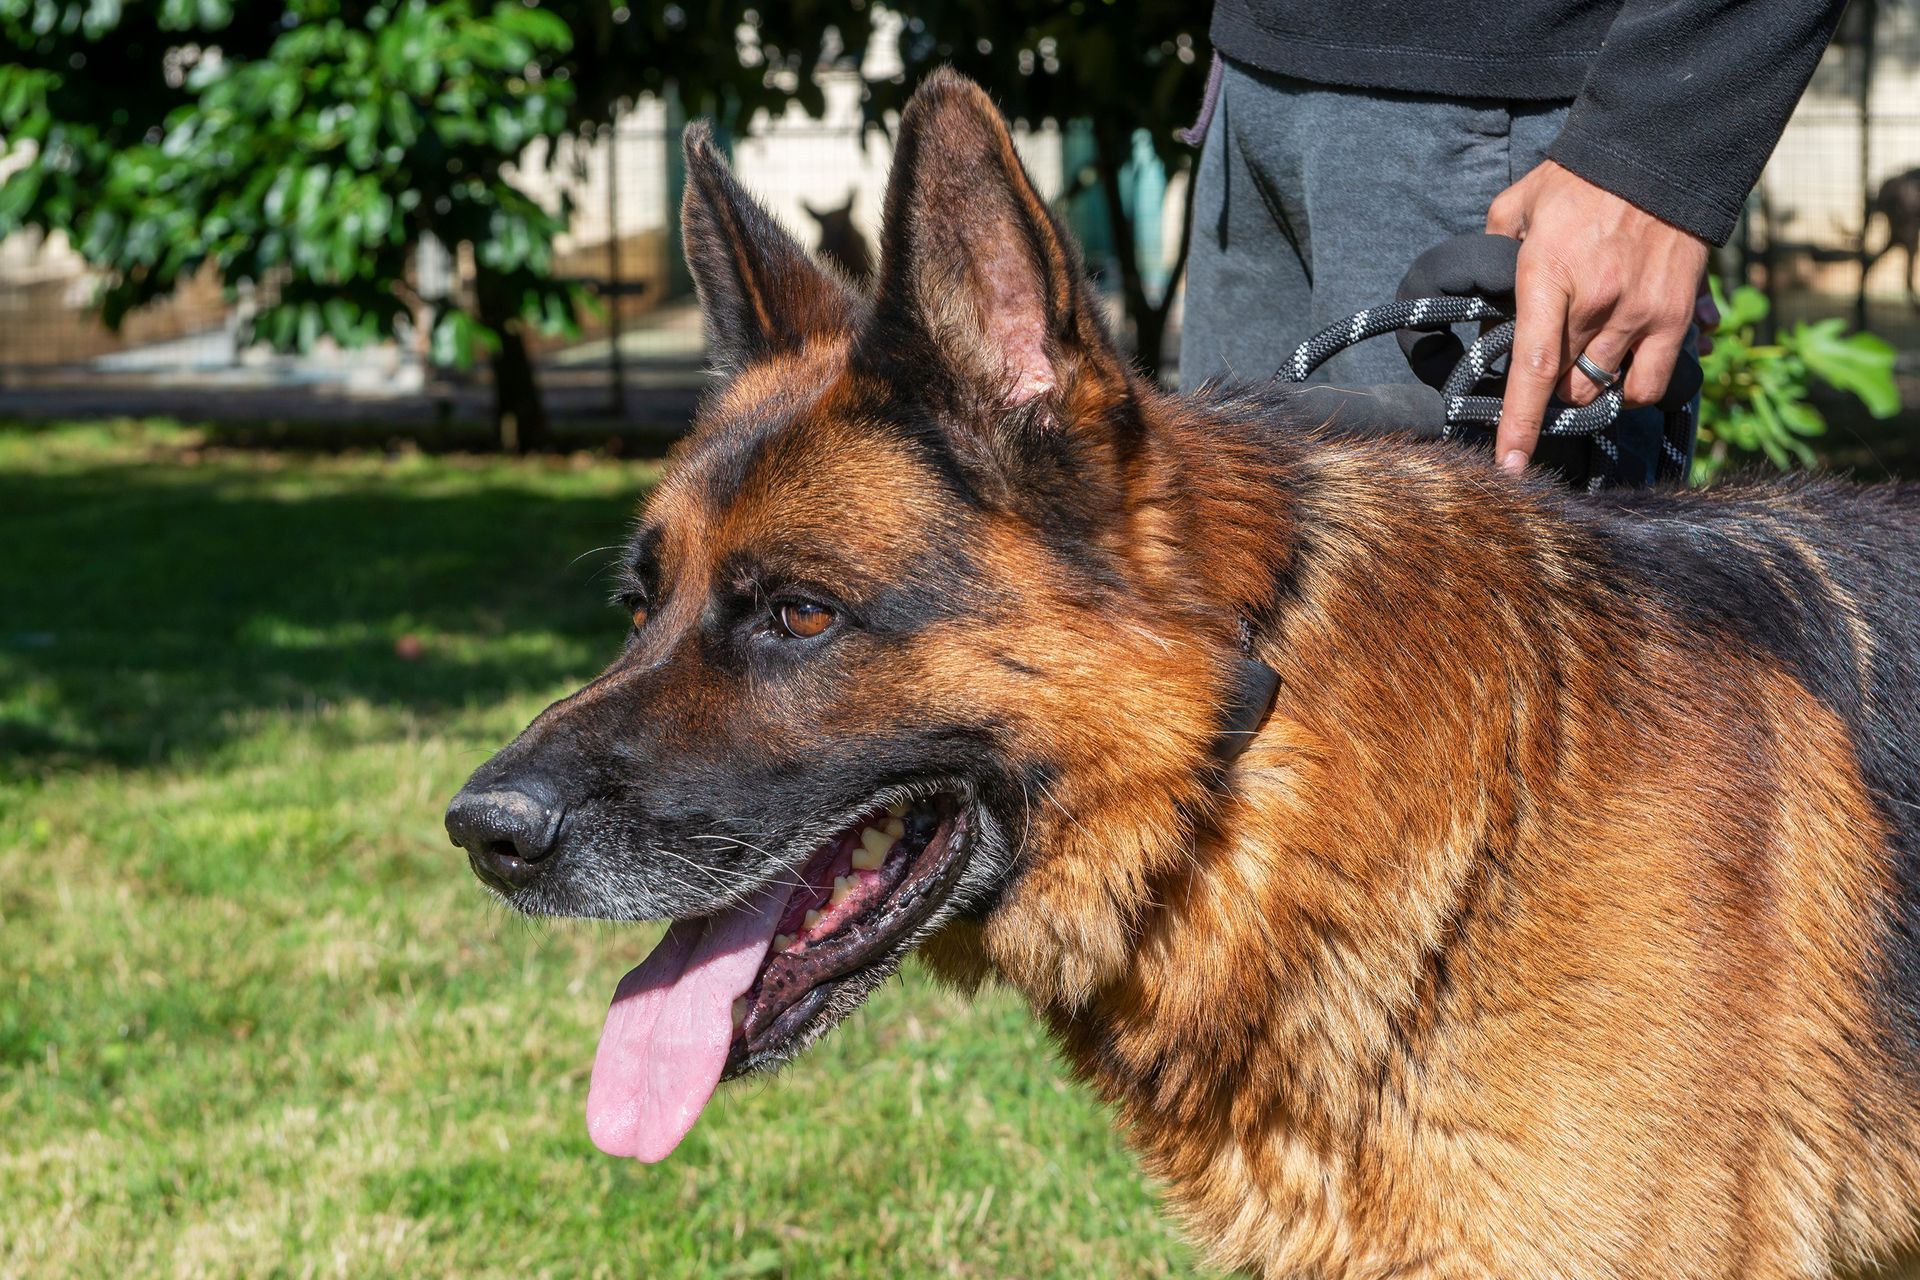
[1738,1,1920,341]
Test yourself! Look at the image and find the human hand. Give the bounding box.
[1484,160,1710,474]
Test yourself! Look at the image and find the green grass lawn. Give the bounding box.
[0,420,1194,1279]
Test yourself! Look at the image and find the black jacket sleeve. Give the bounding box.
[1546,0,1847,245]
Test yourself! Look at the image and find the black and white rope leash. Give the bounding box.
[1282,296,1691,489]
[1284,296,1502,386]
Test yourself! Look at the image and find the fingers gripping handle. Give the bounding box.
[1282,232,1702,441]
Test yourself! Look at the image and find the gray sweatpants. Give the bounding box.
[1183,59,1681,486]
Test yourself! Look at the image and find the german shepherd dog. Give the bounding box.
[447,71,1920,1279]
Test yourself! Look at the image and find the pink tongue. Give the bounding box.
[585,884,788,1162]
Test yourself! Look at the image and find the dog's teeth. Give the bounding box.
[886,800,908,819]
[803,908,823,931]
[732,997,747,1031]
[882,816,906,839]
[850,839,887,871]
[772,933,794,954]
[830,875,855,906]
[855,825,898,870]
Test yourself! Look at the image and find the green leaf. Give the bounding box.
[1776,397,1826,438]
[1710,278,1770,334]
[429,308,500,368]
[296,300,321,351]
[1783,318,1902,419]
[0,166,44,229]
[490,4,573,54]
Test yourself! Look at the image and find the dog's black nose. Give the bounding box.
[446,782,564,891]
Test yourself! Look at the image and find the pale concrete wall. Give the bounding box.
[541,70,1066,270]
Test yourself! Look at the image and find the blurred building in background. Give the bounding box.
[0,9,1913,426]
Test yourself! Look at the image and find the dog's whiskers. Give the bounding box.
[688,831,782,857]
[570,543,625,569]
[1033,773,1091,842]
[640,840,808,897]
[680,833,813,890]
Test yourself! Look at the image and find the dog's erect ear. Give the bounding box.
[865,70,1125,414]
[681,123,857,374]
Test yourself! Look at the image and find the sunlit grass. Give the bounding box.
[0,420,1194,1278]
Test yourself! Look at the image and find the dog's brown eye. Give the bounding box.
[630,604,650,631]
[776,602,834,639]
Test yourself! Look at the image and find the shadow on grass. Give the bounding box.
[185,415,693,458]
[1,444,649,775]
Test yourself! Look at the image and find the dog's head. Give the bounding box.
[447,70,1281,1162]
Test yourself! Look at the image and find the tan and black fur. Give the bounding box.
[452,71,1920,1279]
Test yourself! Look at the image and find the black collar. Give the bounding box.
[1209,616,1279,768]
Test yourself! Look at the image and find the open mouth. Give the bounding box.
[585,794,968,1162]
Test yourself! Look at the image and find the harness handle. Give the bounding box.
[1284,296,1630,441]
[1279,234,1700,488]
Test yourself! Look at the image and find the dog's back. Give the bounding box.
[1601,478,1920,1054]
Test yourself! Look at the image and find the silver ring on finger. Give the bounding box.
[1575,351,1625,392]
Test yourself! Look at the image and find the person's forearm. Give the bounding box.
[1546,0,1847,246]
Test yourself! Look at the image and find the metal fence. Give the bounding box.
[2,20,1918,430]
